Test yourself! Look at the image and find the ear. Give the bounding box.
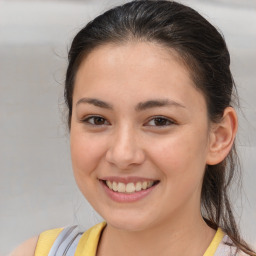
[206,107,238,165]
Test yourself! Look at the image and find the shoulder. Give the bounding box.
[9,236,39,256]
[9,227,63,256]
[8,223,106,256]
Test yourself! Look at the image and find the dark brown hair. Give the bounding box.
[65,1,255,254]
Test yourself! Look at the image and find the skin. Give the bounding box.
[11,41,237,255]
[10,236,38,256]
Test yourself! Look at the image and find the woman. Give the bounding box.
[11,1,255,255]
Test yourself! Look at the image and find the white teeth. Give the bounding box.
[148,181,154,187]
[105,180,156,193]
[126,183,135,193]
[142,181,147,190]
[106,180,113,189]
[135,182,142,191]
[112,181,118,192]
[117,182,126,192]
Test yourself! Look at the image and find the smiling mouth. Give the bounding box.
[101,180,160,193]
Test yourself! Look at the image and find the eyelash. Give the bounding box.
[82,115,110,126]
[81,115,176,127]
[145,116,176,127]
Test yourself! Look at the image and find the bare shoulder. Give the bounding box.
[9,236,39,256]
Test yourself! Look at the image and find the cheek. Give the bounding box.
[149,128,209,178]
[70,128,105,180]
[70,129,108,205]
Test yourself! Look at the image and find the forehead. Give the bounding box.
[74,42,206,113]
[78,41,188,79]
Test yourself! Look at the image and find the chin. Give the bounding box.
[108,218,151,232]
[100,209,157,232]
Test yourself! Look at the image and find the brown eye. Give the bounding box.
[153,118,169,126]
[93,117,106,125]
[146,116,175,127]
[83,116,110,126]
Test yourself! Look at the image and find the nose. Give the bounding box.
[105,125,146,170]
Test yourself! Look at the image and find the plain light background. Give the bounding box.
[0,0,255,254]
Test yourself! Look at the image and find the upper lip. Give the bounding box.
[99,176,159,184]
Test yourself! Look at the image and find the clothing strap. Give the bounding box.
[214,235,237,256]
[37,223,241,256]
[47,225,83,256]
[204,228,225,256]
[35,227,63,256]
[35,222,106,256]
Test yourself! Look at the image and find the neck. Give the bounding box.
[97,209,216,256]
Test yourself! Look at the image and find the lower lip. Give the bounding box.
[100,180,158,203]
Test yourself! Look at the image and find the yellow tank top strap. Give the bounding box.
[35,223,222,256]
[75,222,107,256]
[34,227,64,256]
[203,228,225,256]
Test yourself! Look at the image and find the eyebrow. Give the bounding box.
[76,98,113,109]
[76,97,185,111]
[135,99,186,111]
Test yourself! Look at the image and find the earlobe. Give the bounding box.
[206,107,238,165]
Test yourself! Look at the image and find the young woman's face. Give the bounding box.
[70,42,212,231]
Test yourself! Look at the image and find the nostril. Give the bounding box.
[105,144,146,169]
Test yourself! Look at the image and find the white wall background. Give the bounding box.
[0,0,255,254]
